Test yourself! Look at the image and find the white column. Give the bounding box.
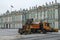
[10,24,12,28]
[55,22,58,29]
[8,24,9,29]
[42,12,44,19]
[5,24,6,28]
[45,11,48,22]
[55,9,58,29]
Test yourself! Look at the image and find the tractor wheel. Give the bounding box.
[42,30,47,34]
[50,29,55,32]
[19,31,23,35]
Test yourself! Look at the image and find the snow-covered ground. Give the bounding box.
[0,29,19,40]
[0,29,18,36]
[0,29,60,40]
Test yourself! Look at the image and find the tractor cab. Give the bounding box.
[43,22,51,31]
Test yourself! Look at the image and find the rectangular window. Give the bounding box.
[12,15,15,21]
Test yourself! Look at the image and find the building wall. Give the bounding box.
[0,3,60,29]
[0,12,22,29]
[26,3,59,29]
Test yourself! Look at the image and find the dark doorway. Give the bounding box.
[6,24,8,28]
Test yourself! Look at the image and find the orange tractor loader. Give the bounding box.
[18,19,58,35]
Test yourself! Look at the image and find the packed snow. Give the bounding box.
[0,29,18,36]
[0,29,19,40]
[0,29,60,40]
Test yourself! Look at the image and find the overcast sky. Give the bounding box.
[0,0,60,14]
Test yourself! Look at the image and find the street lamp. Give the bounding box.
[10,5,14,12]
